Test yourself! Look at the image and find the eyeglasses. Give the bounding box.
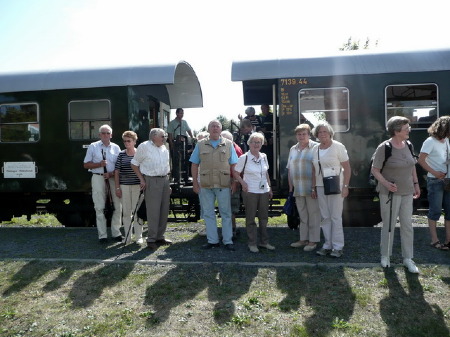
[101,132,111,135]
[250,141,262,145]
[401,126,411,132]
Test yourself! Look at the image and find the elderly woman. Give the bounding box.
[312,122,351,258]
[418,116,450,250]
[287,124,320,251]
[114,131,143,244]
[371,116,421,273]
[234,132,274,253]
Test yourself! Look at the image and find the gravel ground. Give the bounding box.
[1,217,449,266]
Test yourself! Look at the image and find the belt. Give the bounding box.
[93,173,103,175]
[148,175,168,178]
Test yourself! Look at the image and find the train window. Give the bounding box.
[0,103,40,142]
[69,100,111,139]
[385,84,438,129]
[298,88,349,132]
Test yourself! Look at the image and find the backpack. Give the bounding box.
[368,140,417,186]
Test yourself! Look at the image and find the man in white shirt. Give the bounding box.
[131,128,172,250]
[83,124,122,243]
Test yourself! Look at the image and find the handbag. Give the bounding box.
[318,149,341,195]
[283,192,295,216]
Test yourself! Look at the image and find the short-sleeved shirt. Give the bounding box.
[83,140,120,174]
[115,151,140,185]
[287,140,318,196]
[420,136,449,177]
[189,138,238,165]
[235,151,270,194]
[372,140,416,195]
[131,140,170,176]
[312,140,349,187]
[167,119,191,138]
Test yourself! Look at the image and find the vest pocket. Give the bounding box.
[219,170,231,186]
[200,169,211,188]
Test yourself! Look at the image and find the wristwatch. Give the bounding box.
[343,184,349,188]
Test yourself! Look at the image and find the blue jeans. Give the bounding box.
[199,188,233,244]
[427,177,450,221]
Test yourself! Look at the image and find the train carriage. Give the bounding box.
[0,61,203,226]
[232,48,450,226]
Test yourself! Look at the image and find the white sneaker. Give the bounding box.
[403,259,419,274]
[136,238,144,244]
[248,245,259,253]
[303,243,317,252]
[259,243,275,250]
[290,240,308,248]
[330,249,343,258]
[381,256,390,268]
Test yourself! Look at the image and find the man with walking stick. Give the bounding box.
[83,124,122,243]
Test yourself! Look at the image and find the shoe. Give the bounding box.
[201,243,220,250]
[316,248,332,256]
[156,239,173,246]
[430,241,449,251]
[290,240,308,248]
[224,244,235,251]
[113,235,124,242]
[381,256,390,268]
[136,238,144,244]
[259,243,275,250]
[99,238,108,244]
[147,242,158,250]
[330,249,343,258]
[403,259,419,273]
[304,243,317,252]
[248,245,259,253]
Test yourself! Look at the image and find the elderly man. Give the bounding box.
[131,128,172,250]
[167,108,194,182]
[190,120,238,251]
[83,124,122,243]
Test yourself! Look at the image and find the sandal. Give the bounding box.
[431,241,449,251]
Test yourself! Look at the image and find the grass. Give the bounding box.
[0,261,449,337]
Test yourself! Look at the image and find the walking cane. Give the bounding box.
[123,189,145,245]
[386,188,394,259]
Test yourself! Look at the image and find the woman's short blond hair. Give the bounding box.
[294,124,311,134]
[122,130,137,141]
[247,132,265,145]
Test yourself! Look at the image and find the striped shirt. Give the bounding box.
[115,151,140,185]
[287,140,318,196]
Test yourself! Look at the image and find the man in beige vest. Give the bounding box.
[190,120,238,251]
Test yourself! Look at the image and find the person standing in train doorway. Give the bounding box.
[167,108,194,183]
[131,128,172,250]
[83,124,122,243]
[190,120,238,251]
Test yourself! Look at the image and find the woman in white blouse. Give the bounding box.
[234,132,274,253]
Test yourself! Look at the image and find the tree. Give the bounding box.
[339,37,378,51]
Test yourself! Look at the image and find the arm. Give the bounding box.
[131,164,146,190]
[371,166,397,193]
[191,163,200,194]
[341,160,351,198]
[418,152,446,179]
[311,164,317,199]
[412,166,421,199]
[114,169,122,197]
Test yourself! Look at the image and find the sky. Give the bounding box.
[1,0,449,131]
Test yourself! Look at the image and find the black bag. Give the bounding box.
[323,175,341,195]
[137,198,147,221]
[283,192,296,216]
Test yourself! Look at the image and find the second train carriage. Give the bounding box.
[0,61,203,226]
[232,48,450,227]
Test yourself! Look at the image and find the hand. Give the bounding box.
[385,181,397,193]
[311,189,317,199]
[435,171,446,179]
[241,181,249,193]
[413,184,421,199]
[193,184,200,194]
[115,189,122,198]
[341,186,349,198]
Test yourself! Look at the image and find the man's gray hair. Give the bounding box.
[149,128,166,140]
[99,124,112,133]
